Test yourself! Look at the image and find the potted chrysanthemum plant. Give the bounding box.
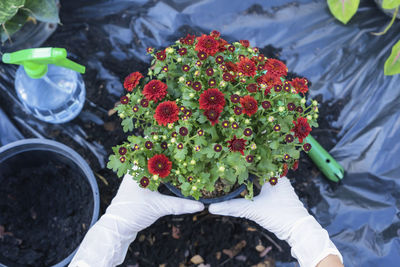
[107,31,319,202]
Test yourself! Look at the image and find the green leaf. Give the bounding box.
[226,153,242,167]
[237,170,249,184]
[107,154,121,172]
[24,0,59,23]
[174,148,187,161]
[121,118,134,132]
[0,9,28,42]
[257,158,276,172]
[269,141,279,149]
[384,40,400,76]
[382,0,400,9]
[0,0,24,24]
[327,0,360,24]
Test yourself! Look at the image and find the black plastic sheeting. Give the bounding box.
[1,0,400,266]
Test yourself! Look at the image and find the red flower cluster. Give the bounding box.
[143,80,168,102]
[199,88,225,111]
[180,34,195,45]
[290,78,308,94]
[291,117,312,143]
[154,101,179,126]
[227,135,247,155]
[148,154,172,178]
[124,72,143,91]
[265,59,288,77]
[240,95,258,116]
[195,34,219,56]
[237,57,256,77]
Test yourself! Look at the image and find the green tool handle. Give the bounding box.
[305,135,344,182]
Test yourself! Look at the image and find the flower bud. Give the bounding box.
[301,98,306,104]
[166,47,174,54]
[307,115,312,120]
[153,135,159,140]
[194,70,200,76]
[190,160,196,165]
[119,113,125,119]
[245,119,250,124]
[229,117,235,122]
[178,77,185,83]
[192,186,197,191]
[312,100,318,106]
[171,138,176,143]
[189,93,195,98]
[168,123,174,129]
[183,162,187,166]
[219,166,225,172]
[177,58,182,62]
[175,170,180,175]
[268,116,274,122]
[314,114,319,119]
[278,106,285,112]
[148,70,153,75]
[162,135,167,140]
[153,175,159,180]
[219,81,226,87]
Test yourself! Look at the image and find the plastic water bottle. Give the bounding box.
[2,48,86,124]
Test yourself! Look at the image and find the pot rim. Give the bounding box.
[164,173,255,204]
[0,138,100,267]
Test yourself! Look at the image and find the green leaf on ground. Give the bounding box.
[327,0,360,24]
[0,9,28,42]
[0,0,25,24]
[382,0,400,9]
[384,40,400,75]
[24,0,59,23]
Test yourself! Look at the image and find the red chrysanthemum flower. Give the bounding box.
[147,154,172,178]
[291,78,308,95]
[291,117,312,143]
[237,57,256,77]
[210,30,220,38]
[140,177,150,187]
[240,95,258,117]
[180,34,196,45]
[142,80,168,102]
[225,61,238,72]
[123,72,143,91]
[156,50,166,61]
[227,135,246,155]
[280,163,288,178]
[204,108,221,126]
[260,72,282,90]
[292,160,299,171]
[154,101,179,126]
[246,83,258,93]
[217,38,228,52]
[265,58,288,77]
[199,88,225,111]
[240,40,250,47]
[195,34,219,56]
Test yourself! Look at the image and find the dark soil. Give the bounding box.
[0,150,93,266]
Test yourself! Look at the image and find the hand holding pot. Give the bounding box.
[69,174,204,267]
[209,177,343,267]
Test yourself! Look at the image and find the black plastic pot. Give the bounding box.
[164,173,255,204]
[0,139,100,267]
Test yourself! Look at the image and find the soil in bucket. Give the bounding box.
[0,150,93,266]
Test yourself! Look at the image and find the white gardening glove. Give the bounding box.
[209,177,343,267]
[69,174,204,267]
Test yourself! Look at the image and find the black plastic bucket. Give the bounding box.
[164,173,255,204]
[0,139,99,267]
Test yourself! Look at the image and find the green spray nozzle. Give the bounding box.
[305,135,344,182]
[2,47,85,79]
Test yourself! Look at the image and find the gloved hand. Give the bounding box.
[69,174,204,267]
[209,177,343,267]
